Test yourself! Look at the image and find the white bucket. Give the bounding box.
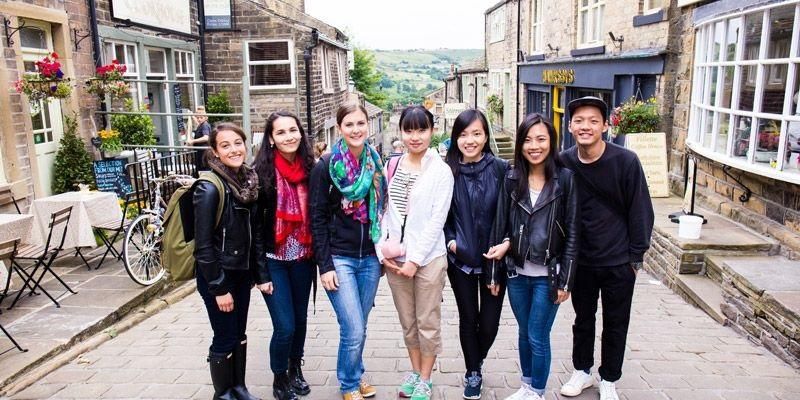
[678,215,704,239]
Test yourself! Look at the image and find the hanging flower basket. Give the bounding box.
[12,52,72,108]
[86,60,129,99]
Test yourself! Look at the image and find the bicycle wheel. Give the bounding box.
[123,214,165,285]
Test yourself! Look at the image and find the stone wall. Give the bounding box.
[203,0,348,140]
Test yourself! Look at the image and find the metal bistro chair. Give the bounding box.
[0,238,27,353]
[92,191,143,269]
[7,206,77,309]
[0,186,22,214]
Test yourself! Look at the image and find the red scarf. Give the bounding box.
[274,151,311,246]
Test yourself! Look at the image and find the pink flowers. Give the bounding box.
[86,60,129,98]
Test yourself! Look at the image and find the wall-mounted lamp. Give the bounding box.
[546,43,560,53]
[608,31,624,51]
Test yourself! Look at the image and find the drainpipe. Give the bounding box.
[516,0,522,127]
[474,76,478,108]
[303,28,319,138]
[197,0,208,104]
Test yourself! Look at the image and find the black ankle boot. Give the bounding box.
[232,338,261,400]
[208,352,237,400]
[273,372,298,400]
[288,358,310,396]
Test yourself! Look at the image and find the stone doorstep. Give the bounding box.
[674,274,726,325]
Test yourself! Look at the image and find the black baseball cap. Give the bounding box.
[567,96,608,118]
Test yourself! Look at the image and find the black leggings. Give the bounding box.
[447,262,506,372]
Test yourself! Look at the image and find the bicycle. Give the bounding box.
[123,174,194,285]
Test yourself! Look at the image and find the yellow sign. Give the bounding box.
[542,69,575,84]
[625,132,670,198]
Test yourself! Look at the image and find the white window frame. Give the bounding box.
[489,6,506,43]
[643,0,664,15]
[320,47,333,93]
[337,51,348,90]
[145,47,168,77]
[103,40,139,77]
[174,50,195,78]
[246,39,296,90]
[577,0,605,47]
[687,1,800,184]
[530,0,543,54]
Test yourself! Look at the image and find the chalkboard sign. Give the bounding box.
[93,159,132,198]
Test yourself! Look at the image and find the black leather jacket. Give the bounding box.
[491,167,579,298]
[193,177,264,296]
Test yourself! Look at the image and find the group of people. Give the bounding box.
[191,96,654,400]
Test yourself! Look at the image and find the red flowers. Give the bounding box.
[95,59,127,80]
[34,52,64,79]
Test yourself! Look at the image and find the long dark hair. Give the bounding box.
[253,111,315,192]
[444,109,494,176]
[512,113,561,199]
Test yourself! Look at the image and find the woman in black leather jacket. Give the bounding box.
[485,114,579,400]
[442,109,508,400]
[194,122,263,400]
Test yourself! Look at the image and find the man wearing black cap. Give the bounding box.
[559,96,654,400]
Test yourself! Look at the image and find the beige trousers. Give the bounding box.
[386,255,448,356]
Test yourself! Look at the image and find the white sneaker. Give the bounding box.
[599,380,619,400]
[503,383,542,400]
[560,370,595,397]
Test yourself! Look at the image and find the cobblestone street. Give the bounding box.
[9,272,800,400]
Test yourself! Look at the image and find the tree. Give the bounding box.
[351,48,387,107]
[52,113,95,194]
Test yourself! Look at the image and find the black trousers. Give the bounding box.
[197,269,251,354]
[447,262,506,372]
[571,264,636,382]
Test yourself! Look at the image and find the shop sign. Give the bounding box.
[111,0,191,34]
[204,0,233,30]
[625,132,670,197]
[542,69,575,84]
[444,103,469,120]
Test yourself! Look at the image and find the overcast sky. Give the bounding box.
[304,0,490,50]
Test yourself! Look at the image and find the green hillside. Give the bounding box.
[371,49,483,109]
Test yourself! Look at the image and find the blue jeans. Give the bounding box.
[507,275,560,392]
[262,258,314,373]
[325,255,381,393]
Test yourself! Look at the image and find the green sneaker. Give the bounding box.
[398,372,420,398]
[410,380,432,400]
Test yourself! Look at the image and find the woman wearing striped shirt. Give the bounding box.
[377,105,454,400]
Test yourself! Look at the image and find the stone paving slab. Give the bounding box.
[7,272,800,400]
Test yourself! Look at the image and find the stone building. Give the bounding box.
[485,0,519,135]
[517,0,672,147]
[0,0,98,200]
[442,59,488,134]
[202,0,350,145]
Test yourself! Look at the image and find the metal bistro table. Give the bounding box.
[31,191,123,268]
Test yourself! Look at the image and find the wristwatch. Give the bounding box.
[630,262,643,271]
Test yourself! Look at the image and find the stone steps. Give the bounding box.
[675,273,726,324]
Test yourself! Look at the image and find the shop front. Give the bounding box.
[519,52,665,149]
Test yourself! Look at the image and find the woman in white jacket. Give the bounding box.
[378,105,454,400]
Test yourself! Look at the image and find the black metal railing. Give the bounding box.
[123,145,205,209]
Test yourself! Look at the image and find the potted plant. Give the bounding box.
[206,90,234,125]
[487,94,503,125]
[52,113,95,194]
[98,128,123,158]
[12,52,72,111]
[86,60,129,99]
[110,99,157,146]
[609,97,661,144]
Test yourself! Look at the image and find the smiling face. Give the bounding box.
[522,123,551,167]
[457,118,488,162]
[338,110,369,152]
[270,116,302,159]
[212,129,246,171]
[569,105,608,148]
[402,126,433,156]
